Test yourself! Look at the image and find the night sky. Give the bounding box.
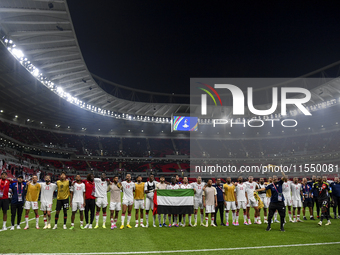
[67,1,340,95]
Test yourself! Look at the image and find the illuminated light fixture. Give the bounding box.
[11,48,24,59]
[32,68,40,77]
[0,110,3,113]
[15,115,18,118]
[40,122,43,124]
[27,119,30,121]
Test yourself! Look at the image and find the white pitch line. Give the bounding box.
[4,242,340,255]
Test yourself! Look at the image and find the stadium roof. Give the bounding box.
[1,0,340,130]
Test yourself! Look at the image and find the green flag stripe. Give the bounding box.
[157,189,194,197]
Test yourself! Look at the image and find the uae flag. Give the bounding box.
[153,189,194,215]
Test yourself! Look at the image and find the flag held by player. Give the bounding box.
[153,189,194,215]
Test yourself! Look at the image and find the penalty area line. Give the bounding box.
[4,241,340,255]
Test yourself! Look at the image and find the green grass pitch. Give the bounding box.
[1,194,340,254]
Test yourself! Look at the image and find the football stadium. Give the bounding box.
[0,1,340,254]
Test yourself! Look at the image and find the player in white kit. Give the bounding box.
[94,173,108,229]
[120,173,135,229]
[257,178,269,224]
[191,176,205,227]
[291,177,303,222]
[40,175,57,229]
[156,176,168,227]
[167,177,180,227]
[235,176,249,225]
[245,176,260,224]
[70,174,85,229]
[109,176,121,229]
[180,177,194,227]
[203,179,217,227]
[282,176,293,222]
[144,174,158,227]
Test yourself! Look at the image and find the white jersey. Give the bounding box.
[121,181,135,201]
[282,181,292,198]
[180,184,193,189]
[144,181,158,199]
[257,183,267,197]
[291,183,302,201]
[167,184,180,190]
[156,183,167,190]
[94,178,108,198]
[245,181,257,199]
[192,182,206,200]
[235,182,247,202]
[71,182,85,203]
[40,183,57,204]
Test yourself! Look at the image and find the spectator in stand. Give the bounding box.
[330,177,340,219]
[37,170,41,181]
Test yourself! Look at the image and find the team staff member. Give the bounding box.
[0,171,11,230]
[53,171,71,230]
[213,178,225,226]
[330,177,340,219]
[9,175,26,230]
[308,175,318,219]
[84,173,96,229]
[257,171,286,232]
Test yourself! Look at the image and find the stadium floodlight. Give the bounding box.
[32,68,40,77]
[11,48,24,59]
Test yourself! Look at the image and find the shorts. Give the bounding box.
[303,200,313,208]
[259,196,269,209]
[96,197,108,208]
[122,199,134,206]
[109,202,121,211]
[225,201,236,211]
[134,199,145,209]
[40,202,53,211]
[237,201,247,210]
[205,205,215,213]
[247,198,258,208]
[56,199,69,211]
[194,199,203,210]
[0,199,9,212]
[318,199,329,209]
[145,197,153,211]
[292,199,302,208]
[72,202,85,212]
[24,201,39,210]
[284,197,293,206]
